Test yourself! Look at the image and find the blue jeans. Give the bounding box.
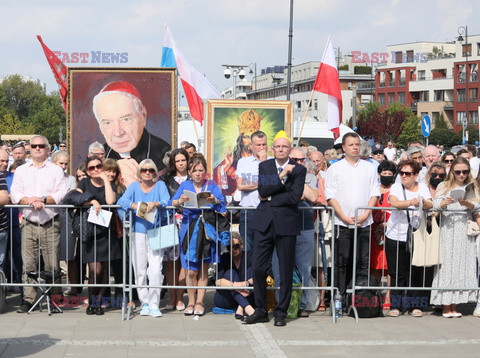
[239,209,256,258]
[214,269,255,309]
[272,229,315,310]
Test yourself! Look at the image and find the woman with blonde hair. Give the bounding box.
[432,157,478,318]
[117,159,170,318]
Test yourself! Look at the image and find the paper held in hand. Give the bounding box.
[182,190,212,208]
[136,202,157,223]
[87,207,113,227]
[450,182,475,202]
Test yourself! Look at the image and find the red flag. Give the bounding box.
[313,36,343,140]
[36,35,68,112]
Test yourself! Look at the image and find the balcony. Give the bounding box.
[388,80,395,87]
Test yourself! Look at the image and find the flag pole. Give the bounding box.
[296,89,315,145]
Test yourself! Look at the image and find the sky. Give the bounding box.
[1,0,478,101]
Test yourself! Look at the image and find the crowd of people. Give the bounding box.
[1,131,480,325]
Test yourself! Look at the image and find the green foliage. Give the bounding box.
[0,75,65,144]
[434,113,449,130]
[354,66,372,75]
[397,114,422,147]
[339,64,349,71]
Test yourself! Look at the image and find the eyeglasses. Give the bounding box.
[87,163,103,171]
[431,173,446,179]
[399,171,414,177]
[59,145,66,148]
[372,151,384,155]
[232,244,241,250]
[140,168,156,174]
[31,144,47,149]
[291,157,306,162]
[453,169,469,175]
[443,159,454,163]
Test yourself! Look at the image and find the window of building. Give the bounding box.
[395,51,403,63]
[457,111,466,125]
[296,101,301,109]
[378,93,385,105]
[406,50,414,63]
[470,111,479,124]
[419,91,429,101]
[418,70,426,81]
[458,65,466,82]
[471,64,478,82]
[462,43,472,57]
[457,89,466,102]
[398,92,405,104]
[432,112,440,122]
[388,93,395,103]
[477,43,480,56]
[469,88,478,102]
[313,99,318,111]
[389,72,395,86]
[434,90,444,101]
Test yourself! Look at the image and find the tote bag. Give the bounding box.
[147,211,179,251]
[411,213,441,267]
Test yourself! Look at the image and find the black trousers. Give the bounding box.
[385,237,427,311]
[252,223,296,318]
[334,225,370,297]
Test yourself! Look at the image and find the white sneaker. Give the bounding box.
[140,303,150,316]
[473,308,480,317]
[150,308,163,318]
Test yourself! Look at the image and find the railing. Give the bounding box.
[0,205,338,323]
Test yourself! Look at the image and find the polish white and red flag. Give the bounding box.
[313,36,343,140]
[161,25,220,124]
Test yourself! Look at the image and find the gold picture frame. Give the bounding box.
[205,99,292,202]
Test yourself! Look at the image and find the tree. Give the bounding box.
[0,75,65,144]
[397,114,422,147]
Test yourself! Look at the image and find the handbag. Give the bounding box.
[402,185,415,254]
[412,213,442,267]
[147,210,179,251]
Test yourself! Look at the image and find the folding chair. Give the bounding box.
[27,271,63,315]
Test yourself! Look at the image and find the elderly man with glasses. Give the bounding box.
[11,135,68,313]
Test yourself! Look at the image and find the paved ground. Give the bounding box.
[1,291,480,358]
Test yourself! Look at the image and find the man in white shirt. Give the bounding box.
[384,141,396,161]
[11,135,68,313]
[236,131,269,257]
[325,133,379,303]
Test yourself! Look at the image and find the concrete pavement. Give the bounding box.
[1,292,480,358]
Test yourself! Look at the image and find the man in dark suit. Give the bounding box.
[244,132,306,327]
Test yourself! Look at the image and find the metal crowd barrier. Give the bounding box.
[0,204,337,323]
[349,206,480,322]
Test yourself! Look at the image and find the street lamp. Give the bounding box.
[222,64,247,99]
[248,62,257,99]
[457,26,470,139]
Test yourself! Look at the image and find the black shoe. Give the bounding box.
[86,305,95,315]
[298,309,309,318]
[243,312,269,324]
[17,301,33,313]
[274,316,286,327]
[235,313,244,320]
[95,307,104,316]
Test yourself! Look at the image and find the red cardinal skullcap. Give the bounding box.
[100,81,141,101]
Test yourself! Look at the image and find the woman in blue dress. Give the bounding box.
[170,153,226,316]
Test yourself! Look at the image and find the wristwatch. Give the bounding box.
[42,196,47,204]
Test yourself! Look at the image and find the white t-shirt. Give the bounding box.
[384,147,396,161]
[386,182,431,242]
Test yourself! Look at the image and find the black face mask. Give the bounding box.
[429,177,443,189]
[380,175,395,186]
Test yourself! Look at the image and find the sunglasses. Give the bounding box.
[87,163,103,171]
[431,173,446,179]
[77,174,87,179]
[232,244,241,250]
[291,157,306,162]
[372,151,384,155]
[140,168,156,174]
[399,171,414,177]
[31,144,47,149]
[443,159,454,163]
[453,169,470,175]
[59,144,66,147]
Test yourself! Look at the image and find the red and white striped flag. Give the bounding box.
[36,35,68,112]
[313,36,343,140]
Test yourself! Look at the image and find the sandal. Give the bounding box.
[317,303,327,312]
[387,309,400,317]
[409,309,424,317]
[194,302,205,316]
[184,305,194,316]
